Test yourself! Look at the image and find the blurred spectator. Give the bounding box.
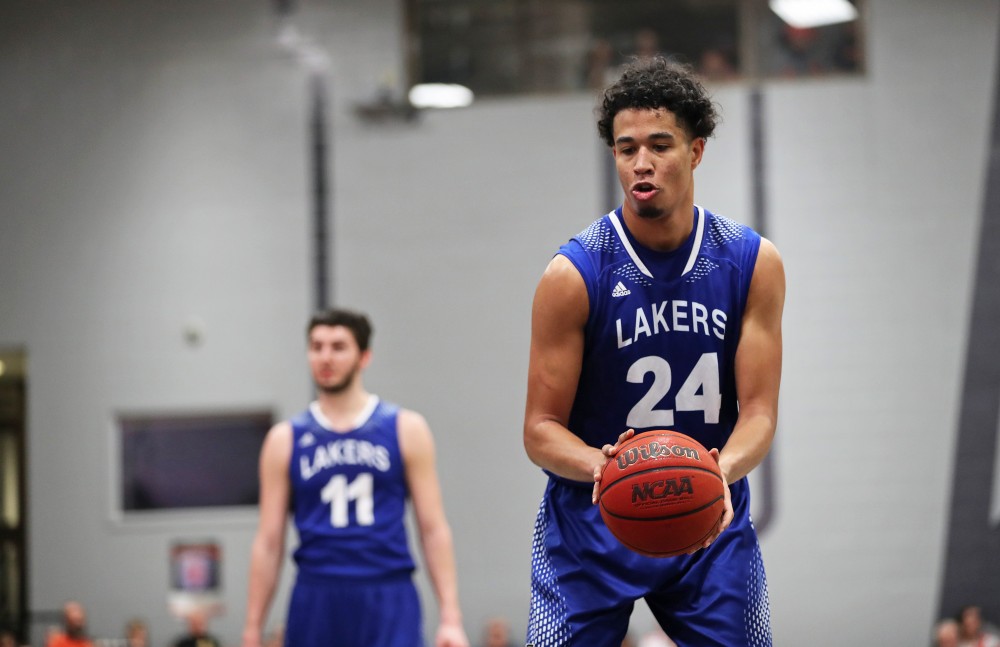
[699,47,739,82]
[480,617,515,647]
[773,24,825,77]
[633,28,660,60]
[935,618,960,647]
[171,610,221,647]
[584,37,618,90]
[124,619,149,647]
[0,628,17,647]
[47,601,94,647]
[958,605,1000,647]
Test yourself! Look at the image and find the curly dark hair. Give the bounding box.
[596,56,719,147]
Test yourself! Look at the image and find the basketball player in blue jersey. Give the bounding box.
[524,57,785,646]
[242,309,470,647]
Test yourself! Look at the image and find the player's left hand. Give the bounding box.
[694,447,734,551]
[592,428,636,504]
[435,621,470,647]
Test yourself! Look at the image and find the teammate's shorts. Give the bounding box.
[527,477,771,647]
[285,572,423,647]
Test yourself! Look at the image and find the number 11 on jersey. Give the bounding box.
[321,473,374,527]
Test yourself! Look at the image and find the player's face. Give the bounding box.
[307,325,369,394]
[612,108,704,221]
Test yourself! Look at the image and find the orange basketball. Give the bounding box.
[598,430,725,557]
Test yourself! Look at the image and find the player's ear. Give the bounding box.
[690,137,705,170]
[359,348,373,370]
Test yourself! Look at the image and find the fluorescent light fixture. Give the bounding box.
[769,0,858,28]
[408,83,474,109]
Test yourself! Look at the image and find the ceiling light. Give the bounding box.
[769,0,858,29]
[408,84,474,110]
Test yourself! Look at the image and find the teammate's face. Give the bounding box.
[307,325,369,394]
[612,108,704,221]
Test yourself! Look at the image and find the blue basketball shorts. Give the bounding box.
[285,572,424,647]
[527,478,771,647]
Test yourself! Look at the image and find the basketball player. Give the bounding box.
[523,57,785,646]
[242,308,469,647]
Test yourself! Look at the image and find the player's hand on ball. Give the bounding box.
[695,448,733,552]
[592,428,636,504]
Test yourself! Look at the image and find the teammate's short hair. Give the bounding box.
[308,308,373,351]
[596,56,719,146]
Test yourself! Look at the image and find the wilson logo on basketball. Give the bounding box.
[616,440,701,470]
[631,477,694,503]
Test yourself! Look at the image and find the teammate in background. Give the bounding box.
[242,308,469,647]
[523,56,785,646]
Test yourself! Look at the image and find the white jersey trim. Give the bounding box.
[609,206,705,279]
[683,205,706,276]
[309,394,380,432]
[609,211,653,278]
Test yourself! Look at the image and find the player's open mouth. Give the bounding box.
[631,182,658,201]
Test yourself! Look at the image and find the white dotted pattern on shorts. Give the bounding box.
[527,498,571,646]
[744,536,773,646]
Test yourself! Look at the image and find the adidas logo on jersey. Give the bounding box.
[298,432,317,448]
[612,281,631,297]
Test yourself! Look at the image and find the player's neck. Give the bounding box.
[621,202,695,253]
[314,383,372,431]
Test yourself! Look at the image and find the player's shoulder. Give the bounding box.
[396,408,436,463]
[397,407,431,435]
[267,419,294,441]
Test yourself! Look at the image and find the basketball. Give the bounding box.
[598,430,725,557]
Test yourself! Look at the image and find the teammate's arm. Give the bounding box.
[524,254,607,485]
[242,422,292,647]
[719,238,785,485]
[399,409,470,647]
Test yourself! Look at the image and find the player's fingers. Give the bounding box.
[618,428,635,446]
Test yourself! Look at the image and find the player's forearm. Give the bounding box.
[524,419,605,482]
[420,523,464,625]
[243,538,284,639]
[717,409,776,483]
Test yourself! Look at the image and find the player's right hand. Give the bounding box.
[592,428,636,504]
[241,628,263,647]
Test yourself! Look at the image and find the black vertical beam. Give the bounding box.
[748,85,776,535]
[937,19,1000,623]
[311,73,332,310]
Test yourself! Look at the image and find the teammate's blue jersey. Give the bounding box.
[289,396,416,580]
[558,205,760,458]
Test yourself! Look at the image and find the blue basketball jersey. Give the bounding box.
[559,205,759,456]
[289,396,416,580]
[527,206,772,647]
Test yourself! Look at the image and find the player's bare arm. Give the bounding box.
[719,237,785,483]
[399,409,470,647]
[524,255,607,484]
[242,422,293,647]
